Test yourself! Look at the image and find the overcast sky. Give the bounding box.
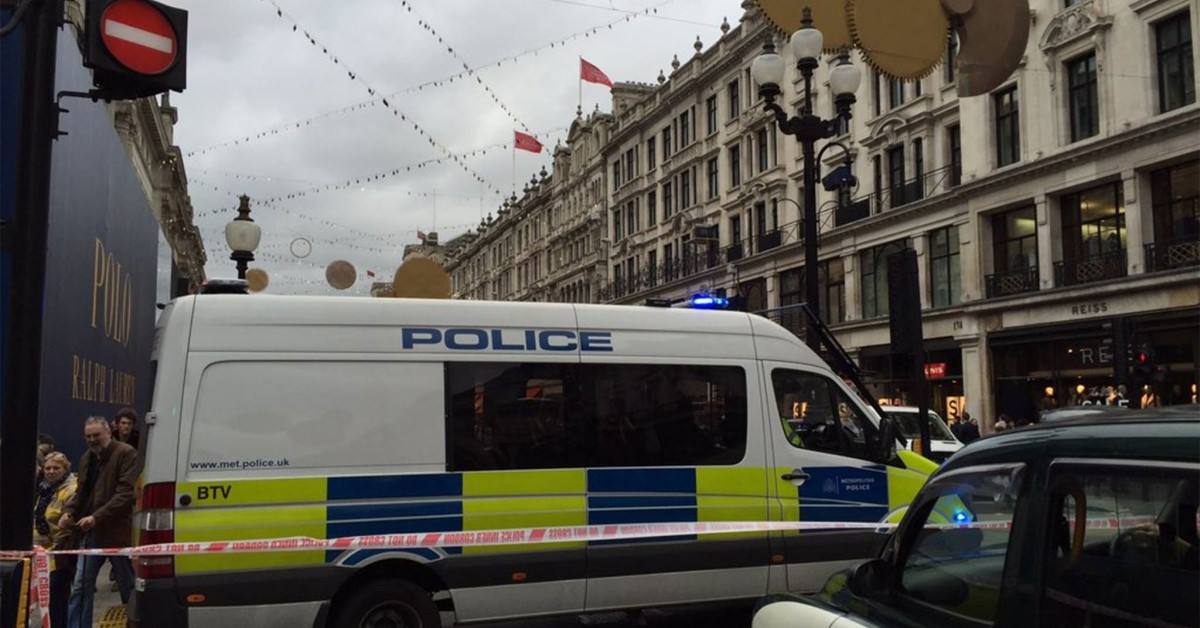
[160,0,737,297]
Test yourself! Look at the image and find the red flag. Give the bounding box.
[366,270,376,278]
[514,131,543,154]
[580,58,613,88]
[417,230,427,241]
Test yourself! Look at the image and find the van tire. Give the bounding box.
[331,578,440,628]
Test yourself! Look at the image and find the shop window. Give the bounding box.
[1149,161,1200,271]
[1061,182,1125,261]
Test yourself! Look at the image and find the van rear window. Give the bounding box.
[446,363,747,471]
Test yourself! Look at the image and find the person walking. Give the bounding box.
[958,412,981,444]
[33,452,77,628]
[113,407,140,450]
[58,416,139,628]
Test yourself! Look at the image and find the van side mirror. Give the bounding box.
[876,418,898,462]
[846,558,894,600]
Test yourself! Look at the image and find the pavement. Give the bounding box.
[91,561,126,628]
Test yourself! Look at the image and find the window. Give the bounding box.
[707,157,719,199]
[729,145,742,187]
[647,190,657,225]
[757,127,770,173]
[612,209,622,241]
[948,125,962,187]
[929,226,961,307]
[1062,182,1125,260]
[728,79,740,120]
[832,93,849,135]
[992,205,1038,273]
[680,170,692,210]
[889,78,905,109]
[626,201,637,236]
[994,86,1020,167]
[445,362,583,471]
[647,137,657,169]
[1150,161,1200,247]
[706,95,718,135]
[819,259,846,324]
[898,466,1023,623]
[944,33,958,84]
[625,147,636,180]
[1067,53,1099,142]
[770,369,876,461]
[662,126,673,157]
[1042,463,1199,627]
[861,240,908,318]
[679,110,691,147]
[1157,11,1196,112]
[872,71,882,117]
[887,145,906,207]
[612,160,621,191]
[663,181,674,218]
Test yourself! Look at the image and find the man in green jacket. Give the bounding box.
[59,416,139,628]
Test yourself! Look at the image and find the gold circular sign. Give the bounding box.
[756,0,852,51]
[325,260,357,290]
[245,268,269,292]
[392,257,451,299]
[849,0,948,79]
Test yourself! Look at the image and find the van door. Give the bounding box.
[763,363,891,592]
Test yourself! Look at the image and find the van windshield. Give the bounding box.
[886,411,956,441]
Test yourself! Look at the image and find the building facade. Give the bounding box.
[444,0,1199,429]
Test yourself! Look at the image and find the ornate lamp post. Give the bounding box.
[751,7,861,322]
[224,194,261,280]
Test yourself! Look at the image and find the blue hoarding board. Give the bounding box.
[36,32,159,460]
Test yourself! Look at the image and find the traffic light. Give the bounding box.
[1129,341,1167,382]
[83,0,188,99]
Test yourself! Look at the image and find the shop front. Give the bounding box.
[989,308,1199,424]
[859,338,965,422]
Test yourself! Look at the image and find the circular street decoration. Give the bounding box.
[392,257,451,299]
[245,268,269,293]
[100,0,179,75]
[290,237,312,258]
[848,0,948,79]
[326,260,357,290]
[756,0,852,51]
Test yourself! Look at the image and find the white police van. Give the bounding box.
[131,294,934,627]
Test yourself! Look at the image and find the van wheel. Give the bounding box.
[332,578,440,628]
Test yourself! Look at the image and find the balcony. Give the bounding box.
[985,267,1039,299]
[1054,251,1127,287]
[837,165,957,228]
[1145,237,1200,272]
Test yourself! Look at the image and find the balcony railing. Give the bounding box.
[985,267,1039,299]
[1054,251,1127,287]
[837,165,958,228]
[1145,237,1200,272]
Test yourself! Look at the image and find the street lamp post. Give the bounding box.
[751,7,861,322]
[224,194,262,280]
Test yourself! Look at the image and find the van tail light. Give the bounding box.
[136,482,175,579]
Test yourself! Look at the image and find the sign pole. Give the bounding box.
[1,0,60,551]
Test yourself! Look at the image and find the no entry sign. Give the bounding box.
[100,0,178,75]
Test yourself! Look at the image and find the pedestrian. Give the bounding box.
[958,412,980,444]
[33,452,77,628]
[1141,385,1162,408]
[113,407,140,450]
[994,414,1011,433]
[58,416,139,628]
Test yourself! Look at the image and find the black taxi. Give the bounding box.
[752,407,1200,628]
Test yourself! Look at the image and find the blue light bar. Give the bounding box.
[690,294,729,309]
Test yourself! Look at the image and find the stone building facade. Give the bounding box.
[444,0,1199,428]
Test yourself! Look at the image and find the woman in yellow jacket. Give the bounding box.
[34,451,77,628]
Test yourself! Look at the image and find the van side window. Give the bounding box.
[1044,465,1199,627]
[446,363,748,471]
[771,369,874,460]
[446,363,583,471]
[583,364,747,468]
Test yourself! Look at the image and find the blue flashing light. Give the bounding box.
[690,294,729,309]
[954,511,969,524]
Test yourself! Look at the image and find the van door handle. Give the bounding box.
[781,471,810,482]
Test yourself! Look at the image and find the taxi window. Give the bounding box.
[898,467,1023,623]
[771,369,874,461]
[1043,464,1199,627]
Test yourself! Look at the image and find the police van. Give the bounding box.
[130,294,937,627]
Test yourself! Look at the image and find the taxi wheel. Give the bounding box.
[332,578,440,628]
